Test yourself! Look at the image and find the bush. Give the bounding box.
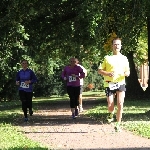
[83,70,104,92]
[33,69,67,97]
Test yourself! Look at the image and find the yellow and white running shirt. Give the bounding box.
[98,54,130,87]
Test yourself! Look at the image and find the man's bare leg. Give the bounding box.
[116,91,124,122]
[107,94,115,113]
[107,94,115,122]
[115,91,125,131]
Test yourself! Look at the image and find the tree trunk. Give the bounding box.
[126,51,144,98]
[144,17,150,97]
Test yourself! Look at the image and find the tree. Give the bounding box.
[0,0,150,99]
[145,17,150,97]
[94,0,149,98]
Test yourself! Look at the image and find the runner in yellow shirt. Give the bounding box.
[98,38,130,131]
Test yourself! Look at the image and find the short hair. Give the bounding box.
[70,57,78,61]
[112,37,122,44]
[21,59,28,64]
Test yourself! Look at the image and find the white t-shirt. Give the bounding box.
[77,64,87,85]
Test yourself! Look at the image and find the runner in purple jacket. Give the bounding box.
[16,60,37,122]
[61,58,85,119]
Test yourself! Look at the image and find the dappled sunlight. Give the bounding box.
[1,92,150,149]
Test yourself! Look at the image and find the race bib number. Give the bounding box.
[109,82,120,90]
[69,76,76,82]
[20,82,29,88]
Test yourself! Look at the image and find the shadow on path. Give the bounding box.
[13,97,150,150]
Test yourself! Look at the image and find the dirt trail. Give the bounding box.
[14,97,150,150]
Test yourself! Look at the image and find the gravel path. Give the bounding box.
[14,97,150,150]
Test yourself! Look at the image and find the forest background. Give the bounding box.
[0,0,150,101]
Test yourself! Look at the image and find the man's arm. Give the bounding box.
[98,69,114,77]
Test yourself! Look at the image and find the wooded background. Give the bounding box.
[0,0,150,101]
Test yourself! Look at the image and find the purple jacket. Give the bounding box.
[16,68,37,92]
[61,65,85,86]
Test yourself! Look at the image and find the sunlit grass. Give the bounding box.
[0,100,51,149]
[85,98,150,138]
[0,91,150,149]
[0,95,73,149]
[33,95,69,101]
[0,123,47,150]
[82,90,105,97]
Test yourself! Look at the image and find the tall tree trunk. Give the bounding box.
[144,17,150,97]
[126,51,144,98]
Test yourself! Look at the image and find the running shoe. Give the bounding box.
[72,113,76,119]
[24,118,28,122]
[114,123,121,132]
[107,113,114,123]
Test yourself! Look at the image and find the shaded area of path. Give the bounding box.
[14,97,150,150]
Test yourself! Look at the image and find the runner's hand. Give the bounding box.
[25,80,31,84]
[124,71,129,77]
[16,81,19,85]
[108,72,114,77]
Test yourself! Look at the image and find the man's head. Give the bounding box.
[112,38,122,53]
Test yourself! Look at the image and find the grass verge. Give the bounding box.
[0,123,47,150]
[0,95,69,150]
[85,97,150,139]
[0,91,150,150]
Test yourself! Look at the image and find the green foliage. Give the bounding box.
[134,26,148,65]
[0,0,149,100]
[84,63,104,91]
[33,69,67,97]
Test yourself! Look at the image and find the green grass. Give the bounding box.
[0,95,71,150]
[0,95,70,150]
[0,100,53,150]
[82,90,105,97]
[0,91,150,150]
[85,97,150,139]
[0,124,47,150]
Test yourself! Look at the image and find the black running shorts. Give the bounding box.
[105,84,126,97]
